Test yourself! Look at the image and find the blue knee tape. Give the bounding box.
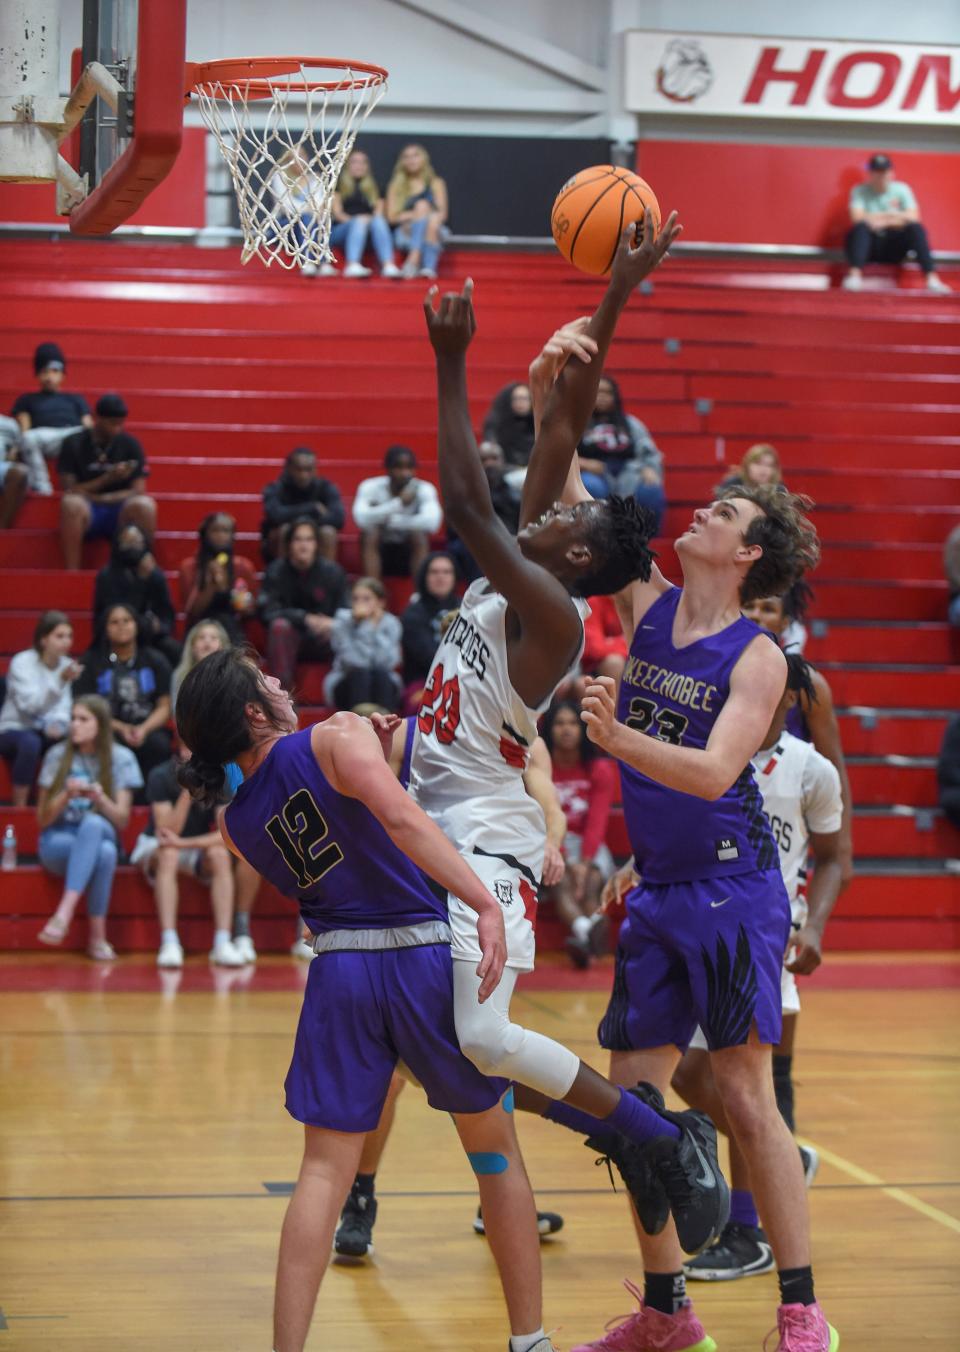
[467,1151,508,1175]
[501,1086,514,1114]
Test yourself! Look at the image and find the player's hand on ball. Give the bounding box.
[423,278,477,355]
[581,676,619,749]
[475,905,507,1002]
[541,840,566,887]
[786,926,823,976]
[610,209,682,292]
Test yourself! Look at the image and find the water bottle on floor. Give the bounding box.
[1,823,17,871]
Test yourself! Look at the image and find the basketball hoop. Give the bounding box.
[185,57,388,269]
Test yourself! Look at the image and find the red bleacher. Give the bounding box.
[0,239,957,953]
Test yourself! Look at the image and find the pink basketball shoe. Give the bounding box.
[570,1280,717,1352]
[767,1302,840,1352]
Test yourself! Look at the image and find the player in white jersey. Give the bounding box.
[417,236,734,1275]
[673,652,844,1282]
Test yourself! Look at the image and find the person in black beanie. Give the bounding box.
[258,516,348,690]
[93,522,180,666]
[4,342,92,495]
[260,447,345,563]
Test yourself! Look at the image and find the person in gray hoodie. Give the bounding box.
[323,577,402,713]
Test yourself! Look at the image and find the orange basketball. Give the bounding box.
[551,165,661,276]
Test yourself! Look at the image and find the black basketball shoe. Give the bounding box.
[632,1082,730,1255]
[474,1205,564,1239]
[583,1127,671,1238]
[334,1187,377,1258]
[683,1220,775,1281]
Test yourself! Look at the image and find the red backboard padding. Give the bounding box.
[636,141,960,251]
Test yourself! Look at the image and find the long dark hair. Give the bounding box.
[196,512,236,589]
[590,373,630,433]
[541,699,596,763]
[175,646,289,806]
[94,601,143,653]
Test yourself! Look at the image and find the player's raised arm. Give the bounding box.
[520,210,682,531]
[315,714,506,1000]
[422,281,585,703]
[582,635,787,801]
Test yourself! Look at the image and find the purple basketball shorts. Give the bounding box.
[284,942,507,1131]
[599,868,791,1053]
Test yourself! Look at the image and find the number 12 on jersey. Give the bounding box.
[417,662,461,744]
[266,789,344,890]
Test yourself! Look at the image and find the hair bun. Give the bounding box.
[177,756,226,808]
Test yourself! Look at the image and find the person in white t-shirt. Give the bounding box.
[352,445,442,581]
[672,651,844,1283]
[842,152,950,294]
[0,610,79,805]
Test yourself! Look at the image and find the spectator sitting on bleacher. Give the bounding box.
[74,602,172,788]
[258,516,348,692]
[35,693,141,960]
[268,147,336,278]
[719,442,786,496]
[385,142,449,280]
[94,524,179,666]
[400,551,459,710]
[540,699,618,970]
[130,741,245,970]
[260,447,345,564]
[843,153,951,294]
[1,343,92,497]
[324,576,402,714]
[482,383,536,476]
[330,149,402,279]
[353,445,442,581]
[58,394,157,571]
[179,512,258,641]
[170,620,231,711]
[577,373,666,532]
[0,610,78,807]
[0,447,29,529]
[938,714,960,832]
[446,441,520,582]
[944,523,960,629]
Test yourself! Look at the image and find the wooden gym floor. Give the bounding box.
[1,952,959,1350]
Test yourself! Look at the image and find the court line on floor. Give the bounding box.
[802,1138,960,1235]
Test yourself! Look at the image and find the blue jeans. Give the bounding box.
[394,217,445,273]
[329,214,394,266]
[580,470,666,535]
[39,814,119,917]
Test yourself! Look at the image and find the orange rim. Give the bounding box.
[185,56,388,100]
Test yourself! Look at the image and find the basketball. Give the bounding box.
[551,164,661,276]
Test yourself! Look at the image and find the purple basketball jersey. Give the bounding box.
[225,727,446,935]
[616,587,778,883]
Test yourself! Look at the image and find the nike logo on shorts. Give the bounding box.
[709,897,731,909]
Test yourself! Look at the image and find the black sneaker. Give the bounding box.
[683,1220,774,1281]
[334,1188,377,1258]
[583,1129,671,1238]
[633,1082,730,1256]
[474,1205,564,1239]
[564,933,591,969]
[588,913,610,957]
[799,1144,819,1187]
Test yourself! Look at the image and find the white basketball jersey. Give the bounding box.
[750,731,842,926]
[409,579,589,873]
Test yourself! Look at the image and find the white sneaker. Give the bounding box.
[232,934,257,964]
[381,261,402,279]
[400,255,420,279]
[157,939,184,969]
[343,261,372,278]
[926,274,952,294]
[319,262,338,277]
[418,267,438,280]
[290,937,316,961]
[300,261,318,277]
[210,936,246,967]
[841,272,862,291]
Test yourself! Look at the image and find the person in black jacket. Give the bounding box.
[938,714,960,831]
[260,447,345,562]
[446,441,520,582]
[400,551,459,706]
[92,524,179,666]
[258,516,348,689]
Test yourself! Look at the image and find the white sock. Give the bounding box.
[511,1330,546,1352]
[213,929,231,948]
[161,929,179,947]
[571,915,592,941]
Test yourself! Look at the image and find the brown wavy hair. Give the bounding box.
[47,695,115,800]
[719,483,820,604]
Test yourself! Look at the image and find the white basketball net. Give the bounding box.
[192,63,388,270]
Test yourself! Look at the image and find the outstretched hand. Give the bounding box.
[423,278,477,356]
[528,317,599,396]
[610,209,682,293]
[367,711,402,761]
